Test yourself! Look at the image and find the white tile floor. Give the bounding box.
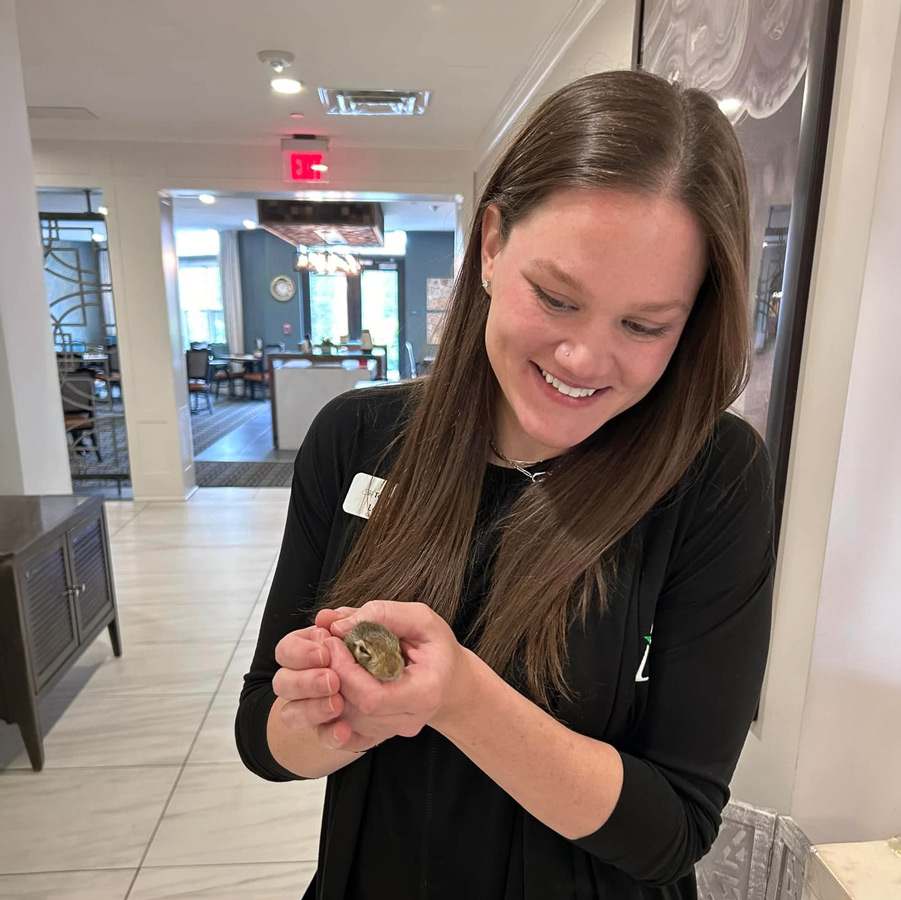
[0,488,324,900]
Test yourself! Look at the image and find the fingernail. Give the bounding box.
[327,694,335,715]
[319,672,333,693]
[317,647,325,667]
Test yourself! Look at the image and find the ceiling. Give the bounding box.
[36,189,457,234]
[17,0,580,149]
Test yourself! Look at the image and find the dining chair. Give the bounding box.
[186,348,213,414]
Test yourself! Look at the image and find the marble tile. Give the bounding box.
[117,599,255,644]
[111,570,268,605]
[811,840,901,900]
[109,545,276,578]
[1,693,211,770]
[103,501,149,536]
[73,640,235,698]
[189,689,242,765]
[129,862,316,899]
[0,667,96,771]
[111,519,284,550]
[144,763,325,866]
[219,641,257,696]
[150,488,261,506]
[0,869,135,899]
[0,767,179,873]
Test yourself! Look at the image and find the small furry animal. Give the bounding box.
[344,621,405,682]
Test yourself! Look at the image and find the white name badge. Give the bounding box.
[342,473,387,520]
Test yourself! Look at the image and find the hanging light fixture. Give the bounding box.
[294,246,361,276]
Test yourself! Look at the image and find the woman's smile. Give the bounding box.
[532,362,610,403]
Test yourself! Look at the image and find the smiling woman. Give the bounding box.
[237,69,773,900]
[481,188,708,461]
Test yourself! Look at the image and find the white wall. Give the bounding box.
[730,0,901,822]
[29,138,475,500]
[787,6,901,843]
[473,0,636,194]
[0,0,72,495]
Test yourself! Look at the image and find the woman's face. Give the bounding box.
[481,187,708,462]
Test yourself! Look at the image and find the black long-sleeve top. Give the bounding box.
[236,384,774,900]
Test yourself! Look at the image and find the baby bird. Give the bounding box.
[344,621,406,682]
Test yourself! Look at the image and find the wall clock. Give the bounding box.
[269,275,296,302]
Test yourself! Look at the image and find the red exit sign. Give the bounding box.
[282,152,329,183]
[288,152,323,181]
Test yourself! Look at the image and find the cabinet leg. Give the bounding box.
[18,705,45,772]
[108,617,123,657]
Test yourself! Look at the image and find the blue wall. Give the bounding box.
[404,231,454,372]
[237,229,303,353]
[235,228,454,370]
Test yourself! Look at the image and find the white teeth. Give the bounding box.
[540,368,597,398]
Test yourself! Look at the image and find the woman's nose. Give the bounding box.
[555,340,615,382]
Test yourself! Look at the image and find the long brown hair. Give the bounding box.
[322,70,751,708]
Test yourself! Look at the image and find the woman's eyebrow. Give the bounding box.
[532,259,689,313]
[532,258,586,295]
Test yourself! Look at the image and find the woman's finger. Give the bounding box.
[272,665,339,703]
[315,718,381,753]
[327,600,437,643]
[314,607,356,631]
[274,628,331,669]
[279,692,344,731]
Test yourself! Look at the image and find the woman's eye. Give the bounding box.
[531,284,572,311]
[623,320,669,338]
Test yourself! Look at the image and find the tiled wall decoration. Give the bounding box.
[766,815,812,900]
[696,800,777,900]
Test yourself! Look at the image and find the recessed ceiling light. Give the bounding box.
[198,194,216,204]
[310,163,328,173]
[272,78,302,95]
[243,219,257,229]
[718,97,741,114]
[98,206,109,216]
[290,112,305,119]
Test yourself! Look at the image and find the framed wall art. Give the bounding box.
[635,0,843,538]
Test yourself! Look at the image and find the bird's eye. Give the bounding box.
[354,641,371,658]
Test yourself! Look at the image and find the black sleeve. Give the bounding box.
[572,415,775,885]
[235,394,360,782]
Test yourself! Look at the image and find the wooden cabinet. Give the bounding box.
[0,495,122,770]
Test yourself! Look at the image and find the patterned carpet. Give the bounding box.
[193,460,294,487]
[70,394,292,490]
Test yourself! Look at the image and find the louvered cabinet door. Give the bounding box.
[19,541,79,692]
[67,515,113,640]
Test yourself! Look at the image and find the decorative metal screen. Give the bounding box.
[42,203,129,494]
[697,800,777,900]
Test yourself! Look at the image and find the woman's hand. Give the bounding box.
[313,601,476,753]
[271,625,345,732]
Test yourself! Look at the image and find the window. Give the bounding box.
[309,273,349,345]
[176,230,225,348]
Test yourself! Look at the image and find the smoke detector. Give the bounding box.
[257,50,295,74]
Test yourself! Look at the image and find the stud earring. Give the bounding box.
[481,277,491,292]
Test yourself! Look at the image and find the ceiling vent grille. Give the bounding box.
[318,88,431,117]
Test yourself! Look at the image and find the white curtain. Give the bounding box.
[219,230,245,354]
[99,248,116,337]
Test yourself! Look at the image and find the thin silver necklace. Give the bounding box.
[489,439,548,483]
